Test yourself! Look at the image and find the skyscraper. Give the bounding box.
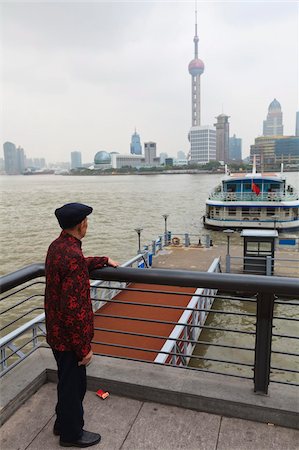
[229,134,242,161]
[214,114,230,163]
[189,126,216,164]
[71,151,82,169]
[3,142,25,174]
[263,99,283,136]
[144,142,156,165]
[188,8,204,127]
[130,129,142,155]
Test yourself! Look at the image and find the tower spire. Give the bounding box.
[194,1,198,58]
[188,1,204,127]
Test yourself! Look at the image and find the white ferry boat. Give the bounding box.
[203,166,299,231]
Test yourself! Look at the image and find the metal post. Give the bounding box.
[152,240,156,256]
[254,292,275,394]
[184,233,189,247]
[134,228,143,254]
[223,229,234,273]
[162,214,169,246]
[226,254,231,273]
[266,256,272,276]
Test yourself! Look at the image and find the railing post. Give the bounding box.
[225,254,231,273]
[0,348,7,371]
[266,256,272,276]
[32,325,38,347]
[152,240,156,256]
[184,233,189,247]
[254,292,275,394]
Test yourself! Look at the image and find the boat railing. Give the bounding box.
[209,192,298,201]
[1,263,298,394]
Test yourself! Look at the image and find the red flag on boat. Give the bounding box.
[252,180,260,195]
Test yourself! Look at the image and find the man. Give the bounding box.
[45,202,118,448]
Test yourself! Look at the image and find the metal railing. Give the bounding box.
[227,255,299,277]
[209,192,299,202]
[0,263,298,394]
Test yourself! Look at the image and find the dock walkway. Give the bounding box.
[1,382,298,450]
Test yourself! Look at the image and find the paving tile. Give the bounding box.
[121,401,221,450]
[0,383,57,450]
[217,417,299,450]
[27,389,143,450]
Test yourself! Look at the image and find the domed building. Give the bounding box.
[263,98,283,136]
[94,151,112,170]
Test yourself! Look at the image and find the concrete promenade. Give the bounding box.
[1,382,299,450]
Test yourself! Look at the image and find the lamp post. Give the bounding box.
[134,227,143,254]
[162,214,169,245]
[223,229,234,273]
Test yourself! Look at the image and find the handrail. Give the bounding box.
[0,264,45,293]
[1,263,298,296]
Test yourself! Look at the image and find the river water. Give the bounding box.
[1,172,298,274]
[1,172,298,382]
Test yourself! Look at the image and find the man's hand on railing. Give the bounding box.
[78,349,93,366]
[107,258,119,268]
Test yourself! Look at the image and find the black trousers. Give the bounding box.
[52,350,87,442]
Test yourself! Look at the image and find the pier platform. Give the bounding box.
[152,243,299,277]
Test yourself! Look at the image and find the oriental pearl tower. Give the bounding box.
[188,7,204,127]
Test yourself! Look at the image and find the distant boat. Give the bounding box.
[203,163,299,232]
[23,169,55,175]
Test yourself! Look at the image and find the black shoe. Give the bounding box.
[60,430,101,448]
[53,427,60,436]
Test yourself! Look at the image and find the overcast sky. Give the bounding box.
[1,1,298,164]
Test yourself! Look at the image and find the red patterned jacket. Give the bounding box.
[44,230,108,360]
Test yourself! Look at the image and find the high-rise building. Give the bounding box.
[214,114,230,163]
[188,8,204,127]
[3,142,25,174]
[189,126,216,164]
[229,134,242,161]
[71,151,82,169]
[250,135,299,170]
[144,142,158,165]
[263,99,283,136]
[296,111,299,137]
[130,129,142,155]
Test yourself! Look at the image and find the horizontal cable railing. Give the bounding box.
[0,262,298,394]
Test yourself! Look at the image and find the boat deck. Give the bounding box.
[1,382,298,450]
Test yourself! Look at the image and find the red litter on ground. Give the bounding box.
[96,389,109,399]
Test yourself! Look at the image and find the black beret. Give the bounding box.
[55,203,93,229]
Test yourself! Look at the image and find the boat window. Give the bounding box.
[228,208,236,216]
[214,207,220,216]
[285,208,290,216]
[244,183,251,191]
[266,208,276,216]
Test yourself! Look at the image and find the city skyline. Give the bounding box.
[2,1,297,163]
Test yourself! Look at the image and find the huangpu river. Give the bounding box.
[1,172,298,274]
[1,172,298,381]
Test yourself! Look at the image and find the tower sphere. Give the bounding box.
[188,58,205,76]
